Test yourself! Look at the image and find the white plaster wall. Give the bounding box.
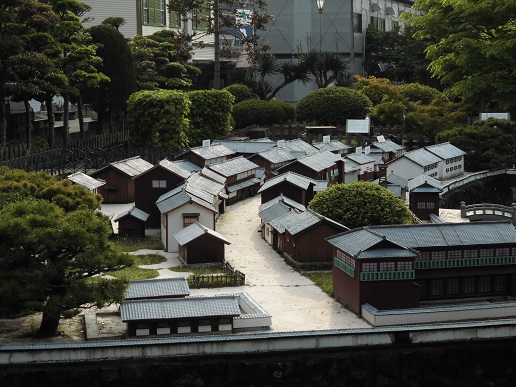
[164,204,215,252]
[387,157,424,180]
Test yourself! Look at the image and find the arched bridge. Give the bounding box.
[460,202,516,225]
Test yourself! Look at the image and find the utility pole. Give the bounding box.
[213,0,220,89]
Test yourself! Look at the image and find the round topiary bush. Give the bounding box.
[269,100,295,122]
[295,87,372,126]
[232,100,286,129]
[223,84,257,103]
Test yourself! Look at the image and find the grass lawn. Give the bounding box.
[301,271,333,296]
[105,267,159,281]
[111,236,164,252]
[169,264,226,276]
[132,254,167,265]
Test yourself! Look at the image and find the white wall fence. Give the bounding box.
[441,168,507,195]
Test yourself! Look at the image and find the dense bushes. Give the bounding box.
[223,84,256,103]
[232,99,286,129]
[295,87,372,126]
[269,100,295,121]
[398,83,444,105]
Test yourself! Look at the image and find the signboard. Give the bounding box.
[235,9,253,26]
[233,26,253,41]
[377,135,385,143]
[323,135,331,143]
[202,139,210,148]
[364,146,371,154]
[355,146,363,154]
[346,118,370,134]
[479,112,510,120]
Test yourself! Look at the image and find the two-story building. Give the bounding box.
[344,153,376,181]
[178,143,236,168]
[276,150,344,185]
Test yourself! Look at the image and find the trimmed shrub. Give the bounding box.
[223,84,256,103]
[295,87,372,126]
[269,100,295,122]
[398,83,444,105]
[232,100,286,129]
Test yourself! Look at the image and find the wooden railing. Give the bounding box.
[188,261,245,289]
[460,201,516,225]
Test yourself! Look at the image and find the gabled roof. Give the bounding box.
[386,172,408,189]
[259,202,293,224]
[213,140,275,154]
[328,221,516,257]
[92,156,153,178]
[120,295,240,321]
[156,187,217,214]
[402,148,442,167]
[370,139,403,153]
[173,221,231,246]
[313,140,351,153]
[258,195,306,213]
[201,167,227,185]
[158,159,202,180]
[408,174,442,192]
[272,208,348,236]
[276,139,318,155]
[258,171,316,193]
[112,206,150,223]
[125,278,190,300]
[184,143,236,160]
[67,172,105,191]
[425,142,466,159]
[227,177,261,193]
[345,153,375,165]
[344,160,360,173]
[286,150,342,173]
[251,147,297,164]
[208,156,259,177]
[186,173,227,199]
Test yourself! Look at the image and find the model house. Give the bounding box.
[328,221,516,316]
[112,206,149,237]
[343,160,360,184]
[425,142,466,180]
[276,150,345,185]
[173,222,231,264]
[313,139,351,155]
[156,186,218,252]
[212,139,275,158]
[206,156,261,204]
[177,143,236,168]
[90,156,153,203]
[277,138,319,156]
[134,159,202,228]
[67,172,105,194]
[369,139,404,162]
[258,196,306,246]
[184,173,228,214]
[408,174,442,220]
[248,147,298,177]
[124,278,190,301]
[270,208,349,267]
[257,171,327,207]
[344,153,376,181]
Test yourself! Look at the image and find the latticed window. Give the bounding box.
[182,213,199,227]
[337,250,355,268]
[379,262,395,271]
[479,249,492,257]
[431,251,445,260]
[431,279,443,295]
[463,250,478,258]
[362,262,377,272]
[479,277,491,293]
[494,276,507,292]
[496,248,510,256]
[416,251,430,261]
[448,250,462,258]
[447,278,460,295]
[397,261,412,270]
[463,278,476,294]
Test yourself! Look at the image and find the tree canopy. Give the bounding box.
[308,181,412,229]
[406,0,516,113]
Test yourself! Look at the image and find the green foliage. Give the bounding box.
[187,89,234,145]
[355,76,401,105]
[232,99,286,129]
[101,16,126,30]
[0,199,132,335]
[398,83,443,105]
[223,83,256,103]
[295,87,372,126]
[368,99,407,126]
[104,267,159,281]
[126,89,190,148]
[268,100,295,122]
[302,271,333,296]
[436,119,516,172]
[111,235,164,252]
[133,254,167,265]
[0,167,102,211]
[308,181,411,229]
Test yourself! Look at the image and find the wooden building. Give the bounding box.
[112,206,149,237]
[270,209,348,267]
[173,222,231,264]
[120,295,240,337]
[328,221,516,316]
[177,143,236,168]
[276,150,345,185]
[212,139,275,158]
[408,174,442,220]
[90,156,153,203]
[369,139,404,162]
[125,278,190,301]
[258,195,306,246]
[248,147,298,177]
[313,139,351,155]
[257,171,326,207]
[134,159,201,228]
[67,172,105,195]
[344,153,375,181]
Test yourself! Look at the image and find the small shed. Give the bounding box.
[408,174,442,220]
[112,207,150,237]
[67,172,105,194]
[125,278,190,300]
[173,222,231,264]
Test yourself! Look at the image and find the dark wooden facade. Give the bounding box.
[409,191,440,220]
[90,168,134,204]
[178,233,227,264]
[260,181,315,207]
[117,216,146,237]
[276,160,344,185]
[134,166,187,228]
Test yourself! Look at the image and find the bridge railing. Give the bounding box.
[441,168,506,195]
[460,202,516,225]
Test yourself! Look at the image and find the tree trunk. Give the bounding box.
[45,94,55,148]
[0,92,6,147]
[63,94,70,147]
[39,307,61,338]
[23,99,32,150]
[77,95,85,139]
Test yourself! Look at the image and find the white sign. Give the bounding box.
[355,146,363,154]
[346,118,371,134]
[377,135,385,143]
[202,139,210,148]
[323,135,331,143]
[364,146,371,154]
[479,112,510,120]
[235,9,253,26]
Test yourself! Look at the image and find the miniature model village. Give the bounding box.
[67,136,516,339]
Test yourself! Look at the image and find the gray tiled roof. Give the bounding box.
[408,174,442,191]
[186,173,226,199]
[159,159,202,179]
[201,167,227,184]
[294,150,342,172]
[344,160,360,173]
[253,148,297,164]
[328,221,516,258]
[173,221,230,245]
[403,148,442,166]
[277,139,318,155]
[272,208,347,235]
[345,153,375,165]
[112,206,150,223]
[270,210,301,233]
[425,142,465,159]
[258,172,316,193]
[125,278,190,300]
[208,156,259,177]
[120,295,240,321]
[213,140,275,154]
[385,172,408,189]
[189,144,236,159]
[259,202,293,224]
[313,140,351,153]
[67,172,105,191]
[227,177,261,193]
[370,139,403,153]
[94,156,153,178]
[156,187,217,214]
[258,195,306,213]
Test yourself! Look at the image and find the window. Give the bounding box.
[431,279,443,295]
[182,213,199,227]
[416,251,430,261]
[417,202,425,209]
[494,276,507,292]
[370,16,385,31]
[448,250,462,258]
[463,278,476,294]
[362,262,377,272]
[379,262,395,271]
[479,248,492,257]
[160,0,166,25]
[143,0,149,24]
[152,180,167,188]
[337,250,355,268]
[353,13,362,33]
[426,202,435,209]
[447,278,460,295]
[432,251,445,260]
[463,249,477,258]
[496,248,510,256]
[397,261,412,270]
[479,277,491,293]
